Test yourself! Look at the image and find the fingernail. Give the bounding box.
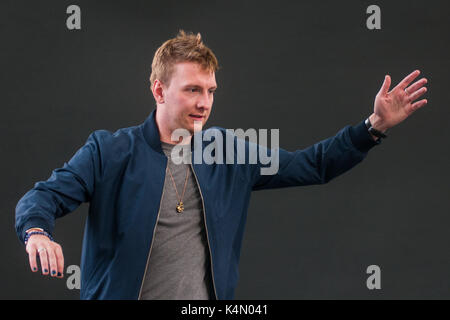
[51,270,56,275]
[57,272,62,277]
[44,269,48,273]
[33,267,37,272]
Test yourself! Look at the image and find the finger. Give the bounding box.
[54,244,65,278]
[27,245,39,273]
[38,247,50,275]
[405,78,427,94]
[408,87,427,103]
[396,70,421,90]
[406,99,428,115]
[380,75,391,95]
[47,245,58,277]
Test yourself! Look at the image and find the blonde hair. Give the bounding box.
[150,30,219,88]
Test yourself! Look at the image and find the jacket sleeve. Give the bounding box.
[251,120,381,191]
[15,131,103,243]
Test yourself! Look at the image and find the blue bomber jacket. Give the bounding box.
[15,109,380,299]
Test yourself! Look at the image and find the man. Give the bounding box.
[15,30,428,299]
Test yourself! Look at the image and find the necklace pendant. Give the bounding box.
[176,201,184,213]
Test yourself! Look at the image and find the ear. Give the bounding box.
[151,79,165,104]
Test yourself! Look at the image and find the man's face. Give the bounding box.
[158,61,217,135]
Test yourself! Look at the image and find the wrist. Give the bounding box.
[24,230,54,245]
[365,116,388,141]
[25,227,44,233]
[369,113,389,133]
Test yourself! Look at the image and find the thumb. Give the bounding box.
[379,75,391,96]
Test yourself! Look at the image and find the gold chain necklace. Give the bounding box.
[166,163,190,213]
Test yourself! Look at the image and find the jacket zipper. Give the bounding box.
[137,162,167,300]
[190,163,218,300]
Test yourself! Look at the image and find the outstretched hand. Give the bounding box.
[370,70,428,133]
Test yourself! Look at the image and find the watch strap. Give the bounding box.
[365,118,388,139]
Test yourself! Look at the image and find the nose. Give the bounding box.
[196,91,213,111]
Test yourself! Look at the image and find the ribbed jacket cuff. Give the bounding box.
[19,217,53,244]
[349,119,381,153]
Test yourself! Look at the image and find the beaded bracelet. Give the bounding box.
[24,230,54,245]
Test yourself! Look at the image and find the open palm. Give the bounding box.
[373,70,428,132]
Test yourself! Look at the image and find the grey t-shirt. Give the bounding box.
[139,141,214,300]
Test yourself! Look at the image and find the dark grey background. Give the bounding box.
[1,0,449,299]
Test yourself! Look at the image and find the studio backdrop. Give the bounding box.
[1,0,449,299]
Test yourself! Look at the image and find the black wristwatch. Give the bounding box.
[365,118,388,139]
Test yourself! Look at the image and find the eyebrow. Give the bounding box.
[185,84,217,90]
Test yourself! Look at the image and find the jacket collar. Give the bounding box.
[141,108,165,154]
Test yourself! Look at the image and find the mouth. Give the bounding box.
[189,114,204,120]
